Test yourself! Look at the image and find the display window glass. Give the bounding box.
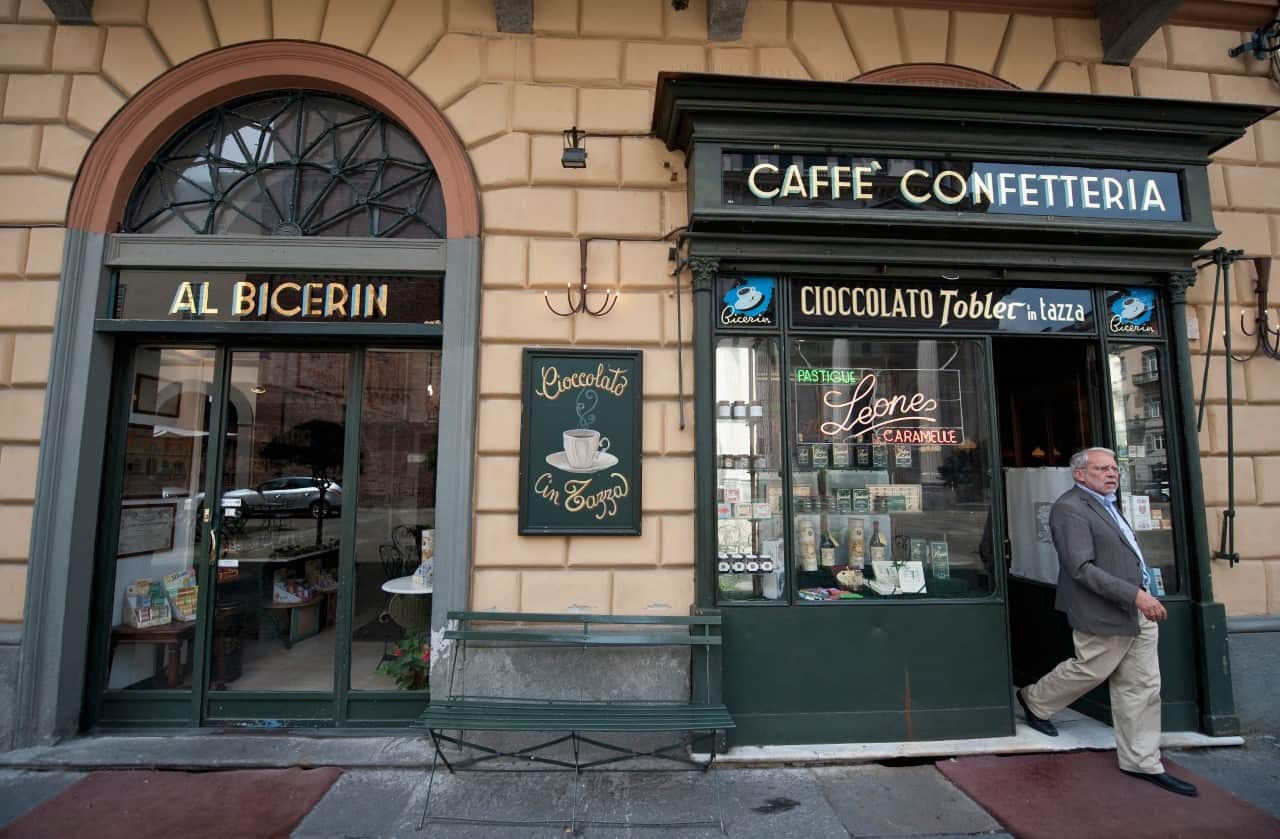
[714,337,786,602]
[1107,345,1179,595]
[787,338,996,602]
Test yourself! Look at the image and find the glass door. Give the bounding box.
[91,344,440,727]
[92,346,218,724]
[205,350,350,719]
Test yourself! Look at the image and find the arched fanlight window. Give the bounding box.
[123,91,445,238]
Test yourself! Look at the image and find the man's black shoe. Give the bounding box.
[1016,689,1058,737]
[1121,770,1198,797]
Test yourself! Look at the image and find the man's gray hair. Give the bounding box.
[1070,447,1116,471]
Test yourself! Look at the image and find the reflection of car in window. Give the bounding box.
[199,476,342,522]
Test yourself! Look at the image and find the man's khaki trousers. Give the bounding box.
[1022,614,1163,774]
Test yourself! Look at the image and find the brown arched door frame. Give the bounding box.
[69,40,479,237]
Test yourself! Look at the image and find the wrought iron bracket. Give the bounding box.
[1192,248,1244,566]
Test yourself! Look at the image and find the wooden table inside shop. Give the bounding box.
[258,595,324,649]
[109,621,196,689]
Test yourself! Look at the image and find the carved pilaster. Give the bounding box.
[1168,270,1196,305]
[687,256,720,294]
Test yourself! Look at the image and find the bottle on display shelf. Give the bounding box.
[869,519,887,563]
[872,444,888,469]
[844,518,865,566]
[819,514,839,568]
[797,520,818,572]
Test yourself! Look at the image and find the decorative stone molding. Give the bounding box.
[853,64,1018,90]
[67,41,480,237]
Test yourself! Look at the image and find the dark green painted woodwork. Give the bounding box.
[654,73,1272,253]
[518,348,643,535]
[205,696,335,721]
[1008,579,1074,690]
[662,73,1269,743]
[345,696,431,722]
[720,603,1013,745]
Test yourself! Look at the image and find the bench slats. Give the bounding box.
[443,629,721,646]
[447,611,721,626]
[418,701,734,732]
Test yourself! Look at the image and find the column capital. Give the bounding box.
[687,256,720,291]
[1167,271,1196,304]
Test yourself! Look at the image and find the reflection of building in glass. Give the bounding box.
[1111,346,1169,501]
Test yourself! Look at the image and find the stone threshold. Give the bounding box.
[700,707,1243,767]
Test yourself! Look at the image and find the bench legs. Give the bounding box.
[417,729,729,834]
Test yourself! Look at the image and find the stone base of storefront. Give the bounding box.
[0,629,18,752]
[0,717,1241,772]
[1227,618,1280,735]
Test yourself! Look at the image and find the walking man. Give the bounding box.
[1017,446,1198,797]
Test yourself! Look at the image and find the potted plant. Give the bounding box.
[378,630,431,690]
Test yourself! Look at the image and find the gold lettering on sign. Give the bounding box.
[232,282,255,315]
[270,282,302,317]
[170,282,197,315]
[536,363,629,400]
[534,471,631,520]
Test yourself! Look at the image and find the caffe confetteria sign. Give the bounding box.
[722,153,1183,222]
[518,348,643,535]
[791,281,1096,335]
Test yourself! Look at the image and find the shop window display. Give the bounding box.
[788,339,996,602]
[714,338,785,602]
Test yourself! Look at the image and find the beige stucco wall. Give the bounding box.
[0,0,1277,622]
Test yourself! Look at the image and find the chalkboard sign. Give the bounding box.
[519,348,642,535]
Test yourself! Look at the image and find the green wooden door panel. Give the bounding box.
[721,602,1013,745]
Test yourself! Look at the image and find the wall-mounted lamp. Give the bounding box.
[561,125,654,169]
[1230,20,1280,60]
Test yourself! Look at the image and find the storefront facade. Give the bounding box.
[1,1,1278,749]
[655,73,1269,742]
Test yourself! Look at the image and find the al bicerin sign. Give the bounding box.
[723,153,1184,222]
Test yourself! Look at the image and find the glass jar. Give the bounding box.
[731,401,748,419]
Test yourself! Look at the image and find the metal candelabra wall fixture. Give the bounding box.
[1235,256,1280,361]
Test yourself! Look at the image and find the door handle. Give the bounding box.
[208,525,219,567]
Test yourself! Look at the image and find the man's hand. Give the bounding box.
[1135,589,1167,621]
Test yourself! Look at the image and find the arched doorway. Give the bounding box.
[18,43,480,740]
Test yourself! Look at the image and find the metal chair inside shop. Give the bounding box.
[391,525,419,568]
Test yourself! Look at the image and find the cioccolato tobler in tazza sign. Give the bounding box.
[722,153,1183,221]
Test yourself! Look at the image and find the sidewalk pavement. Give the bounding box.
[0,732,1275,838]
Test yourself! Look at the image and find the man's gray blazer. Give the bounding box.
[1050,485,1145,637]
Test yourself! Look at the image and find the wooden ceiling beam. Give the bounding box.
[42,0,93,24]
[494,0,533,34]
[708,0,750,41]
[1097,0,1185,65]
